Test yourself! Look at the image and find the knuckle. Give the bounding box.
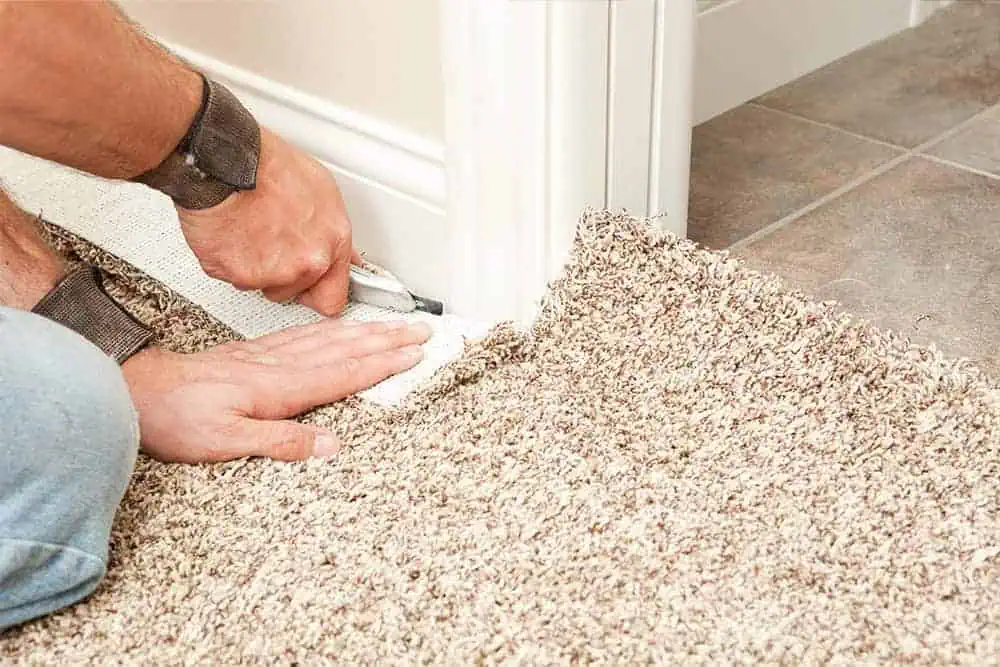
[390,326,414,344]
[308,250,332,274]
[203,256,249,283]
[271,434,310,461]
[205,423,243,462]
[336,356,363,378]
[332,222,350,243]
[361,322,391,336]
[331,233,351,257]
[231,342,265,357]
[270,276,301,295]
[310,299,342,318]
[286,257,319,283]
[261,289,288,304]
[223,266,259,290]
[201,261,227,281]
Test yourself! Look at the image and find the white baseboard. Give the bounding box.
[693,0,915,125]
[161,40,446,208]
[158,40,454,312]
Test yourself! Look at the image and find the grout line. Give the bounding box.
[726,153,912,252]
[747,102,906,151]
[919,153,1000,182]
[909,103,1000,154]
[727,102,1000,252]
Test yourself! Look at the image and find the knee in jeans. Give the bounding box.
[0,307,139,511]
[0,308,141,628]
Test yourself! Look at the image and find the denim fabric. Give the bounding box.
[0,306,138,631]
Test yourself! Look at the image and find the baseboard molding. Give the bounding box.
[160,40,447,210]
[156,40,455,313]
[693,0,915,125]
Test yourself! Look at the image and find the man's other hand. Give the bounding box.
[176,129,363,316]
[122,318,431,463]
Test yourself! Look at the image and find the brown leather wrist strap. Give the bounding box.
[31,265,154,364]
[133,73,261,210]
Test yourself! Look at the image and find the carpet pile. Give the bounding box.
[3,210,999,664]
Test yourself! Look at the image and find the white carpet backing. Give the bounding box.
[0,146,487,406]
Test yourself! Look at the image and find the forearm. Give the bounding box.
[0,190,64,310]
[0,1,202,179]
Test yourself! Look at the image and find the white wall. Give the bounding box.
[120,0,445,142]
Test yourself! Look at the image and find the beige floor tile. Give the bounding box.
[756,2,1000,148]
[688,104,900,249]
[926,106,1000,176]
[737,157,1000,375]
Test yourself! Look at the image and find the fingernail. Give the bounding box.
[404,345,424,362]
[314,433,340,458]
[386,320,408,330]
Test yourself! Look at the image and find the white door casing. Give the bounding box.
[439,0,696,325]
[440,0,611,325]
[438,0,954,323]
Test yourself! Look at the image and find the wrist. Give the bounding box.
[0,200,66,310]
[133,74,262,210]
[11,246,64,312]
[31,265,155,365]
[130,67,205,177]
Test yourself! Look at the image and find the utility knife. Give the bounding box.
[347,264,444,315]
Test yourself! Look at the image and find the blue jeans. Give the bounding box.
[0,306,138,631]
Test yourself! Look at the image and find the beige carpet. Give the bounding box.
[4,211,1000,665]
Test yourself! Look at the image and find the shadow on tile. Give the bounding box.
[737,157,1000,376]
[756,2,1000,148]
[688,104,900,249]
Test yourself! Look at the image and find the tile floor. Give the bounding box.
[688,1,1000,375]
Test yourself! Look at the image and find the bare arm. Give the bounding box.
[0,2,429,462]
[0,190,63,309]
[0,1,361,314]
[0,1,201,179]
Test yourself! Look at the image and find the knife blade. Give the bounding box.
[347,264,444,315]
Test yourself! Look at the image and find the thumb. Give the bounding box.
[237,419,342,461]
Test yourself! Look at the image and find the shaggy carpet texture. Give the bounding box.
[3,211,1000,665]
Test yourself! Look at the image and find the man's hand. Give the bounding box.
[176,129,361,316]
[122,318,431,464]
[0,3,362,316]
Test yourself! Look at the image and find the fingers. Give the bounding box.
[297,243,352,317]
[292,321,431,364]
[251,317,416,353]
[261,252,330,303]
[274,344,425,416]
[242,319,431,419]
[235,419,342,461]
[271,320,432,358]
